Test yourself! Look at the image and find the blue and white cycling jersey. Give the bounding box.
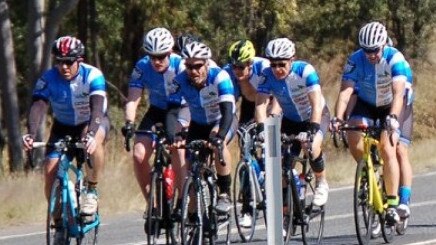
[129,53,185,109]
[169,65,235,125]
[342,46,410,107]
[223,57,270,100]
[33,63,107,126]
[257,60,325,122]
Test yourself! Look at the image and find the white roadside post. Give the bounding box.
[264,115,283,245]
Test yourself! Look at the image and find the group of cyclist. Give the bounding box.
[21,20,414,242]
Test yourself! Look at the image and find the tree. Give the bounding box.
[0,0,23,171]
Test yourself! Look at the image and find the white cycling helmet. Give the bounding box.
[358,22,387,49]
[265,38,295,59]
[143,27,174,55]
[181,41,212,59]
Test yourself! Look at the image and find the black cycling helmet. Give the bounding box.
[176,33,200,52]
[52,36,85,60]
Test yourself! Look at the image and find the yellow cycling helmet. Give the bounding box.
[228,40,255,65]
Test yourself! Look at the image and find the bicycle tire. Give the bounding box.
[233,160,258,242]
[146,171,162,244]
[46,178,77,244]
[283,169,294,245]
[181,176,205,245]
[395,217,409,235]
[353,160,374,245]
[380,178,395,243]
[301,170,325,245]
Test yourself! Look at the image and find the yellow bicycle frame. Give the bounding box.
[362,134,385,214]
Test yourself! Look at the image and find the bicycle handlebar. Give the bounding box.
[183,140,226,166]
[31,136,92,168]
[124,124,168,152]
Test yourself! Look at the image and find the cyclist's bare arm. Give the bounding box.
[255,93,270,123]
[268,96,282,116]
[390,79,406,118]
[334,81,354,125]
[308,88,323,124]
[125,87,143,122]
[23,99,49,150]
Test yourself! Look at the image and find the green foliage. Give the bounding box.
[5,0,436,120]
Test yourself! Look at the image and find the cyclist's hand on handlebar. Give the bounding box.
[83,131,97,154]
[208,135,223,149]
[296,132,309,142]
[309,122,320,135]
[22,134,34,151]
[255,122,265,142]
[329,117,343,132]
[121,121,135,138]
[385,114,400,133]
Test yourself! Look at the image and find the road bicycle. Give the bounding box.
[124,123,179,245]
[233,121,266,242]
[33,136,99,245]
[338,124,396,244]
[281,133,325,245]
[180,140,230,245]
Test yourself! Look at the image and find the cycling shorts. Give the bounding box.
[47,117,110,159]
[186,116,238,144]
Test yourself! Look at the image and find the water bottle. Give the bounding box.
[68,180,77,209]
[292,169,302,199]
[163,165,176,201]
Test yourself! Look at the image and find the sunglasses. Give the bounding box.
[150,54,168,61]
[185,63,205,71]
[232,64,250,70]
[56,59,77,66]
[270,62,287,68]
[362,47,381,54]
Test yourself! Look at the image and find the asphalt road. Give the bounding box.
[2,171,436,245]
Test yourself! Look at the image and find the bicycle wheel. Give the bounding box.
[353,160,374,245]
[301,170,325,245]
[181,176,205,245]
[380,213,395,243]
[233,160,257,242]
[146,171,163,244]
[396,216,409,235]
[283,169,294,245]
[380,181,395,243]
[47,179,67,245]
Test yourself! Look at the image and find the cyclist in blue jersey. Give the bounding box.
[255,38,330,208]
[22,36,109,239]
[223,39,281,125]
[342,37,414,226]
[166,41,238,214]
[332,22,409,224]
[121,27,189,226]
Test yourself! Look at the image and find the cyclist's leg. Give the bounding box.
[346,99,375,162]
[81,116,109,215]
[379,114,401,223]
[172,106,190,214]
[44,120,75,200]
[134,107,165,200]
[397,102,413,217]
[212,117,237,213]
[44,157,61,201]
[310,106,330,206]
